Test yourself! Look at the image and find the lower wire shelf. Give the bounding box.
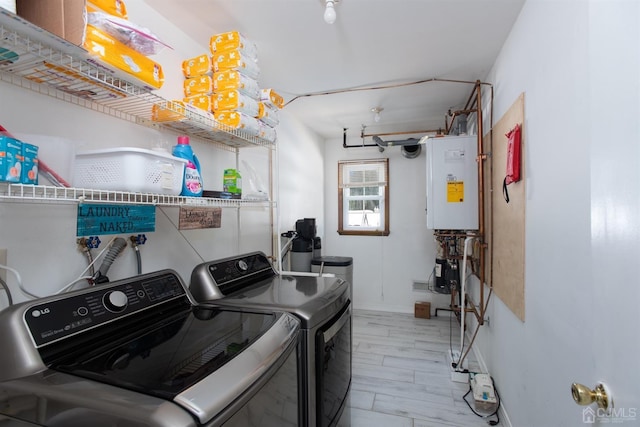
[0,183,272,208]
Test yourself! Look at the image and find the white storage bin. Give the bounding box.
[73,147,188,195]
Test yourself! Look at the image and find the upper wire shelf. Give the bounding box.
[0,9,274,149]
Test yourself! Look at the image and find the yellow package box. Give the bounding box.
[212,50,259,80]
[184,75,214,97]
[213,90,259,117]
[214,111,260,137]
[152,100,186,123]
[260,88,284,109]
[213,70,260,99]
[258,122,277,143]
[257,102,279,127]
[87,0,128,19]
[153,101,215,127]
[210,31,257,61]
[184,94,213,112]
[182,53,212,78]
[83,24,164,90]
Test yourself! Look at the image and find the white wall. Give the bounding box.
[0,4,324,306]
[275,112,325,250]
[467,1,640,425]
[323,136,449,313]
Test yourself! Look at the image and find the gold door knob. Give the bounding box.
[571,382,611,410]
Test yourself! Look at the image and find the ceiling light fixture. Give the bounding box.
[324,0,337,24]
[371,107,383,122]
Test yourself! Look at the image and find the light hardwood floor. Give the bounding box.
[342,309,501,427]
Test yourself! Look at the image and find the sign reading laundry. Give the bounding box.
[76,204,156,236]
[178,206,222,230]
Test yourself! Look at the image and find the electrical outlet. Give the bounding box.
[0,249,6,283]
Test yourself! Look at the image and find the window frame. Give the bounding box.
[337,158,390,236]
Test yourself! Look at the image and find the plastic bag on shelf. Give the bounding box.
[87,11,171,55]
[241,160,268,201]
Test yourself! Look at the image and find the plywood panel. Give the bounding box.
[484,93,525,321]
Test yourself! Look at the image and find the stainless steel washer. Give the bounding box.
[190,251,352,427]
[0,270,300,427]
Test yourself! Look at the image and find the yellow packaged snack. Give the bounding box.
[153,101,215,126]
[183,75,214,97]
[152,101,186,123]
[260,88,284,109]
[210,31,258,61]
[257,102,279,127]
[87,0,128,19]
[184,94,213,112]
[213,90,259,117]
[214,111,261,137]
[83,24,164,90]
[258,122,277,143]
[182,54,212,78]
[212,70,260,99]
[212,50,259,80]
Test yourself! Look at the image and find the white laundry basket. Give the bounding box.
[73,147,188,195]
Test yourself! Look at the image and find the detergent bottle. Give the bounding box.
[172,135,203,197]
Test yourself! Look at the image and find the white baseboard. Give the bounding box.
[469,334,513,427]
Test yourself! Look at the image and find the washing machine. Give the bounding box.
[190,251,351,427]
[0,270,300,426]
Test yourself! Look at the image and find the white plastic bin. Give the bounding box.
[73,147,188,195]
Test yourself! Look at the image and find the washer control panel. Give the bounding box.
[24,271,187,348]
[206,252,274,290]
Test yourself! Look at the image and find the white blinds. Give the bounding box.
[340,161,387,188]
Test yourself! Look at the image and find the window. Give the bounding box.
[338,159,389,236]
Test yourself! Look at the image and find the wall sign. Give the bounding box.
[77,204,156,236]
[178,207,222,230]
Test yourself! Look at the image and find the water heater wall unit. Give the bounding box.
[426,135,479,230]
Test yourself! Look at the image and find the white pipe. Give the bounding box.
[279,271,336,278]
[459,237,475,360]
[275,140,283,274]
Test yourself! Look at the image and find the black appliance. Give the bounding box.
[290,218,321,271]
[0,270,300,427]
[190,251,351,427]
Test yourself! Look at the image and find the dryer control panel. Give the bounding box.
[24,270,188,348]
[190,251,276,301]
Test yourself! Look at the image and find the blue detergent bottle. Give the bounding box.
[172,135,203,197]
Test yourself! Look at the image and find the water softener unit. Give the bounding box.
[290,218,317,272]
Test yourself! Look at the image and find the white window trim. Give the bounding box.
[338,159,389,236]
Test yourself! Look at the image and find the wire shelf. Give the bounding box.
[0,10,275,149]
[0,183,273,208]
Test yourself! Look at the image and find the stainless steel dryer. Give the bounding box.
[0,270,300,427]
[190,251,352,427]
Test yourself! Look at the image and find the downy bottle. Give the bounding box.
[172,135,203,197]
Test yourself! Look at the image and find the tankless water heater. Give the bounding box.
[426,135,479,230]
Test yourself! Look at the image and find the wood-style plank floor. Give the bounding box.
[340,309,501,427]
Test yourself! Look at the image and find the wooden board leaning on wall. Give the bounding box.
[484,92,525,321]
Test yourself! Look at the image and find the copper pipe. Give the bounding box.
[450,109,477,116]
[463,85,477,111]
[475,81,486,325]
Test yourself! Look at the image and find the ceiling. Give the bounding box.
[145,0,524,141]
